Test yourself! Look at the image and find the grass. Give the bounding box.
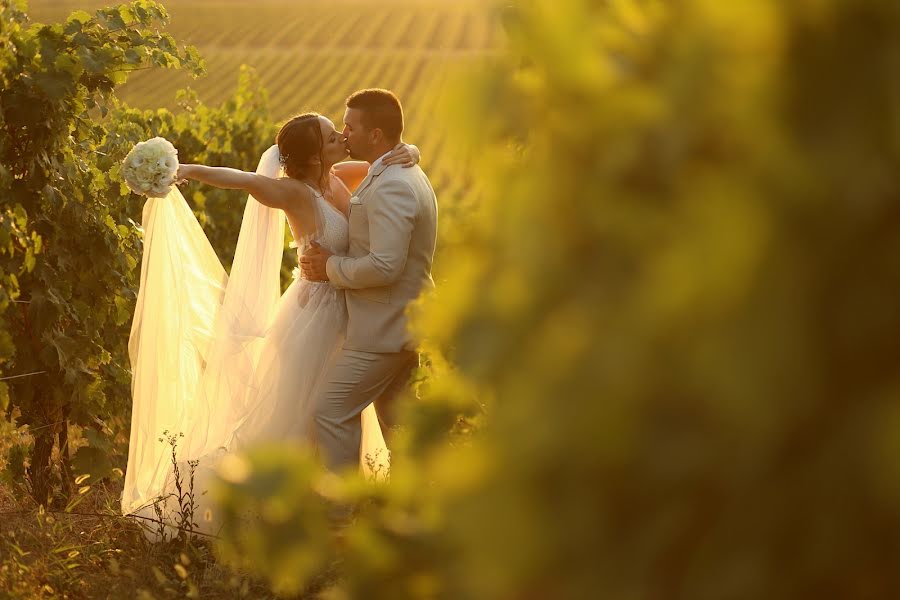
[0,482,263,598]
[0,415,334,598]
[0,450,344,598]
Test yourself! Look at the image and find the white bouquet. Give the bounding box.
[121,137,179,197]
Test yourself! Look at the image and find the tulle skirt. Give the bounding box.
[231,276,388,469]
[134,278,387,537]
[231,278,348,446]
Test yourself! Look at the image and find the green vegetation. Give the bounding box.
[0,0,206,507]
[29,0,501,240]
[0,1,288,596]
[0,483,286,598]
[5,0,900,598]
[214,0,900,597]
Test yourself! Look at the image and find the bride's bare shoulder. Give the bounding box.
[277,176,317,204]
[332,161,369,193]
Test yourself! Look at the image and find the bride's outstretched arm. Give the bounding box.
[332,142,421,192]
[176,164,310,210]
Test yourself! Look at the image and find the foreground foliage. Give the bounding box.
[216,0,900,598]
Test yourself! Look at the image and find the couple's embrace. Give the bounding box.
[121,89,437,533]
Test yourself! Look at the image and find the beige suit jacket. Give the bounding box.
[326,158,438,353]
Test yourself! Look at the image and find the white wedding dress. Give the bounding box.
[121,146,388,536]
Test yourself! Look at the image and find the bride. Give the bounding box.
[121,112,419,534]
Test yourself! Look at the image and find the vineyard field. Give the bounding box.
[28,0,502,245]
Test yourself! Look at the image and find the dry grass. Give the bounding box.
[0,468,342,598]
[0,480,275,598]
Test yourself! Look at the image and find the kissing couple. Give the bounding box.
[122,88,437,534]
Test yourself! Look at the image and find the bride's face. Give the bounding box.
[319,116,350,166]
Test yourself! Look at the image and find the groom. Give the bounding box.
[300,88,438,471]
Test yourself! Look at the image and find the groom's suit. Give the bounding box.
[316,151,438,470]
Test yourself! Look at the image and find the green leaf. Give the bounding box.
[0,226,11,254]
[84,427,112,452]
[124,48,141,64]
[71,446,113,484]
[113,295,131,326]
[23,247,35,272]
[66,10,93,26]
[118,6,135,26]
[110,70,128,86]
[76,46,104,74]
[54,53,83,78]
[49,332,77,369]
[98,9,126,31]
[34,73,75,102]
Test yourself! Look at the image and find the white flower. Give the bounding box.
[121,137,179,198]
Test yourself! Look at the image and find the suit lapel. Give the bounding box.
[354,161,390,201]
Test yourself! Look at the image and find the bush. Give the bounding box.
[0,1,279,508]
[218,1,900,598]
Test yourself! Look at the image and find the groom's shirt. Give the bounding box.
[325,149,438,353]
[350,150,391,197]
[368,150,391,174]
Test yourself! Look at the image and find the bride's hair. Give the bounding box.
[276,112,328,193]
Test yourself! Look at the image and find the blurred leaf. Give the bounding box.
[71,446,113,484]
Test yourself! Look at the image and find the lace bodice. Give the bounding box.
[312,193,349,255]
[288,188,348,278]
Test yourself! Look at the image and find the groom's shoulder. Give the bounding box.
[380,162,423,179]
[379,163,430,190]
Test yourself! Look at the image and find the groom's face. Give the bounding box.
[342,107,371,161]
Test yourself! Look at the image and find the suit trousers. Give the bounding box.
[314,348,417,471]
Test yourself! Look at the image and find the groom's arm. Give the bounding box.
[326,179,417,289]
[333,144,421,193]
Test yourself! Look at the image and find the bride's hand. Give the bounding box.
[174,164,193,185]
[382,143,420,168]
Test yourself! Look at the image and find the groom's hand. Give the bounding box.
[300,241,333,282]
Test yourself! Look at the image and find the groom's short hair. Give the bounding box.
[346,89,404,143]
